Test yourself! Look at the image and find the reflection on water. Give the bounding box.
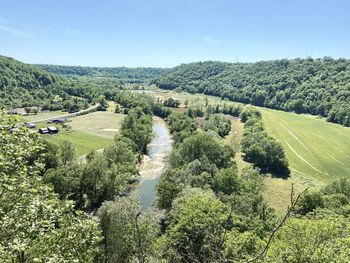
[136,116,172,210]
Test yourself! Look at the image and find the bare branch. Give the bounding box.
[244,184,310,263]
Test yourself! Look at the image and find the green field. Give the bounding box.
[46,130,111,156]
[69,111,124,139]
[260,108,350,212]
[148,88,350,212]
[38,110,124,156]
[261,108,350,181]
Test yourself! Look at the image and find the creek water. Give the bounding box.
[136,116,172,210]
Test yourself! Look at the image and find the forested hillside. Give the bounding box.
[0,55,58,88]
[0,56,113,111]
[37,64,169,81]
[153,57,350,126]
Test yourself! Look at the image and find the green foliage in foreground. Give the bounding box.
[98,194,160,263]
[2,101,350,262]
[0,114,102,261]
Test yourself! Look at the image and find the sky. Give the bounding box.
[0,0,349,67]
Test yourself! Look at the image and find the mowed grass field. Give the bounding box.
[260,108,350,212]
[35,107,124,156]
[46,130,111,156]
[147,88,350,213]
[69,111,124,139]
[261,108,350,181]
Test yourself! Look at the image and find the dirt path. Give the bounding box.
[30,104,100,123]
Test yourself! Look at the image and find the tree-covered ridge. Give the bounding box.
[0,55,58,89]
[153,61,231,90]
[36,64,169,80]
[153,57,350,126]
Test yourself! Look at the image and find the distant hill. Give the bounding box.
[36,64,169,81]
[152,61,231,91]
[153,58,350,126]
[0,55,58,89]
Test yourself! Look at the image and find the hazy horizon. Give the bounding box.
[1,0,349,67]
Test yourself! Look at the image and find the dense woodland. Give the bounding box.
[0,56,166,112]
[37,64,169,82]
[153,58,350,126]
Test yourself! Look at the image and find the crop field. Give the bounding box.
[149,88,350,213]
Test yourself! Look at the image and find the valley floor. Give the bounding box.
[145,88,350,213]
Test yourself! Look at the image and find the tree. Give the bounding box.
[202,113,231,137]
[98,194,160,263]
[59,140,76,165]
[24,107,31,115]
[167,112,198,143]
[163,97,180,108]
[169,131,234,170]
[266,218,350,262]
[120,107,153,153]
[161,189,230,262]
[241,117,290,176]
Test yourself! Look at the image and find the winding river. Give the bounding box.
[136,116,172,210]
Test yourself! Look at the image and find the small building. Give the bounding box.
[39,128,49,134]
[47,126,59,134]
[25,123,36,129]
[52,118,66,124]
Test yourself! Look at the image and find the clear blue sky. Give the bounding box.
[0,0,349,67]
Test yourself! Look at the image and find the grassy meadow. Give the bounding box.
[260,108,350,212]
[46,130,111,156]
[69,111,124,139]
[30,105,124,156]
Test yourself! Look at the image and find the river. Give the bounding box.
[136,116,172,210]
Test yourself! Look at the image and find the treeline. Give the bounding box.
[114,90,172,118]
[1,55,161,112]
[37,64,169,82]
[240,108,290,175]
[153,57,350,126]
